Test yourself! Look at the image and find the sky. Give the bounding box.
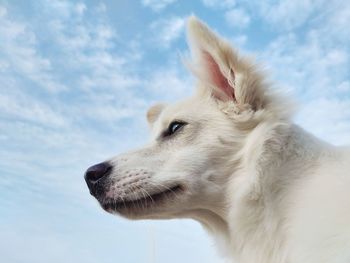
[0,0,349,262]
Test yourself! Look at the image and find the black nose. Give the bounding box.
[84,162,112,192]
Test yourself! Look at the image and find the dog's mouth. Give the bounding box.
[101,184,184,214]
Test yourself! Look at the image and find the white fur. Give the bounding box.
[90,17,350,263]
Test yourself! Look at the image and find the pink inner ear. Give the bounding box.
[203,51,235,101]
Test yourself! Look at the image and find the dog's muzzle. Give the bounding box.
[84,162,112,196]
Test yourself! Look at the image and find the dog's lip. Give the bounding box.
[101,184,184,212]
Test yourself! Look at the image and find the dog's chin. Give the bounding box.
[97,184,185,219]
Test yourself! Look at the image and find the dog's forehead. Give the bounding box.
[150,96,223,138]
[150,97,202,134]
[164,97,209,121]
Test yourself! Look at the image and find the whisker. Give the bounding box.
[140,187,155,206]
[147,181,182,199]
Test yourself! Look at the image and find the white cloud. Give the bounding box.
[0,7,66,92]
[262,0,315,29]
[46,0,86,20]
[337,81,350,93]
[0,91,66,128]
[225,8,251,29]
[145,66,192,101]
[0,0,140,138]
[313,1,350,45]
[142,0,176,12]
[150,16,186,48]
[231,34,248,48]
[296,98,350,145]
[0,5,6,16]
[260,30,348,98]
[0,0,147,183]
[96,2,107,13]
[75,2,87,15]
[202,0,236,9]
[248,0,346,33]
[255,1,350,145]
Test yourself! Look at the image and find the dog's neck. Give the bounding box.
[190,123,333,262]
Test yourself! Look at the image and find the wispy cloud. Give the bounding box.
[296,98,350,145]
[225,8,251,29]
[142,0,177,12]
[0,6,66,92]
[0,0,146,191]
[201,0,236,9]
[254,0,318,30]
[254,0,350,144]
[150,16,186,48]
[145,65,192,101]
[230,34,248,48]
[0,90,66,127]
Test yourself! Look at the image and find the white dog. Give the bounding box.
[85,17,350,263]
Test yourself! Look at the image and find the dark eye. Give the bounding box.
[164,121,186,137]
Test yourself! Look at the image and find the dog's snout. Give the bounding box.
[84,162,112,194]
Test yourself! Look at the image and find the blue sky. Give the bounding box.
[0,0,349,262]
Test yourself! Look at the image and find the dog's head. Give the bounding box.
[85,17,286,221]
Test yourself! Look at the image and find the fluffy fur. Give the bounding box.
[85,17,350,263]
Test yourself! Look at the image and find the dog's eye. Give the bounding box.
[164,121,186,137]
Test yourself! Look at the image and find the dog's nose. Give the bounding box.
[85,162,112,186]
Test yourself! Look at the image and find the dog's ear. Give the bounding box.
[147,103,165,125]
[187,16,266,110]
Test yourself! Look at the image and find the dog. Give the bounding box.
[84,17,350,263]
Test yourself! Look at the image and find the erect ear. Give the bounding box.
[146,103,165,125]
[187,16,266,110]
